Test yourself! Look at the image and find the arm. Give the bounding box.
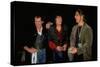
[77,27,93,60]
[70,26,76,47]
[68,26,78,54]
[24,46,37,54]
[48,26,59,45]
[49,41,57,50]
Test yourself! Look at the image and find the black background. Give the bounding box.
[11,1,97,65]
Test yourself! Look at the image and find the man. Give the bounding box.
[68,9,93,61]
[24,16,48,64]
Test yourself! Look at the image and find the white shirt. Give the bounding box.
[37,27,43,36]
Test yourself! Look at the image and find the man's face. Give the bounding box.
[55,16,62,25]
[74,11,82,23]
[34,17,42,28]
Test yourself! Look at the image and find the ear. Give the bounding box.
[81,15,84,20]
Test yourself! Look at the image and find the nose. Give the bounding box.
[74,15,76,19]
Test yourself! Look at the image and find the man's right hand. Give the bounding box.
[68,47,77,54]
[24,46,37,54]
[28,48,37,54]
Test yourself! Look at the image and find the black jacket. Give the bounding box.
[48,25,68,46]
[24,26,48,64]
[25,25,48,49]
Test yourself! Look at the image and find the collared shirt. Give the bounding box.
[37,27,43,36]
[75,26,82,47]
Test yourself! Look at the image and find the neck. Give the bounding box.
[56,24,61,27]
[36,26,42,32]
[78,21,84,27]
[56,24,62,32]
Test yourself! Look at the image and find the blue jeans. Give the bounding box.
[37,49,46,63]
[53,51,65,63]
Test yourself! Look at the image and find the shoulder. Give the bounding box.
[72,24,78,30]
[50,25,55,29]
[63,25,68,31]
[49,25,55,32]
[84,23,93,31]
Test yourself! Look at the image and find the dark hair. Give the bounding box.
[33,16,43,23]
[55,15,63,22]
[53,15,63,27]
[34,16,42,20]
[75,9,86,22]
[55,15,62,18]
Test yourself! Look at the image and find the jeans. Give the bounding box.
[53,51,65,63]
[37,49,46,63]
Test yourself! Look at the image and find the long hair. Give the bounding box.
[75,9,86,22]
[54,15,64,27]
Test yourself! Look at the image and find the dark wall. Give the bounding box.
[11,1,97,65]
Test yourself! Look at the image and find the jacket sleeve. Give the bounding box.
[49,41,57,50]
[70,26,76,47]
[77,27,93,60]
[48,26,59,46]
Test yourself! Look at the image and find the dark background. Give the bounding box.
[11,1,97,65]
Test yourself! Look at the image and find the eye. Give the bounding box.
[76,13,79,16]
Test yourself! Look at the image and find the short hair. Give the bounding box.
[34,16,42,20]
[32,16,42,23]
[55,15,62,18]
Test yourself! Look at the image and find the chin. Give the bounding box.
[75,21,78,23]
[75,21,79,23]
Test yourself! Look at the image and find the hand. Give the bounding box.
[24,46,37,54]
[56,46,63,52]
[46,22,52,29]
[29,48,37,54]
[62,44,67,51]
[71,47,77,54]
